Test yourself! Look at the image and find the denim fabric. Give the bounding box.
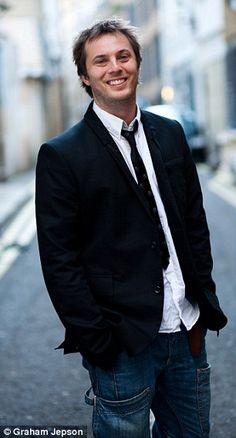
[83,329,211,438]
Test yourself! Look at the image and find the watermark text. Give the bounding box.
[0,426,87,437]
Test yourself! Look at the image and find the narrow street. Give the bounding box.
[0,166,235,437]
[200,167,236,437]
[0,212,93,434]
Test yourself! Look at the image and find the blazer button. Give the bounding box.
[151,240,157,249]
[154,285,161,294]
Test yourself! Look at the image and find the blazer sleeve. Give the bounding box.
[179,124,227,329]
[179,127,215,292]
[35,143,119,368]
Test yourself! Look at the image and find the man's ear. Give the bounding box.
[80,74,90,86]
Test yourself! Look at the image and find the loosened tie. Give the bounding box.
[121,121,169,270]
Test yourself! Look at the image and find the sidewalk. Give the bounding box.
[0,169,35,233]
[206,161,236,209]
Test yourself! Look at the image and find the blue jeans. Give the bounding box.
[83,328,211,438]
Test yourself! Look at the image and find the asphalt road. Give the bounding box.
[0,167,235,437]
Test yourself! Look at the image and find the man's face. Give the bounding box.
[81,32,139,112]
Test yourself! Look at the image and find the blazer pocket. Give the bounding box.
[164,157,185,182]
[88,275,114,297]
[165,156,186,188]
[164,157,184,168]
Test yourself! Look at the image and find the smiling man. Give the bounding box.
[35,19,227,438]
[80,33,139,122]
[76,21,141,123]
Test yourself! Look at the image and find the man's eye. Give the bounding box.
[119,54,129,61]
[95,59,107,65]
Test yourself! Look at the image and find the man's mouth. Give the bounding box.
[107,78,127,86]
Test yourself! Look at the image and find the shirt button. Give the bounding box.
[154,285,161,294]
[147,190,152,197]
[153,207,157,214]
[151,240,157,249]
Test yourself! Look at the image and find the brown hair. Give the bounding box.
[72,18,142,97]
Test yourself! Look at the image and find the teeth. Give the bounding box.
[108,79,125,85]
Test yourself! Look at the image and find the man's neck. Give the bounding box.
[93,99,137,125]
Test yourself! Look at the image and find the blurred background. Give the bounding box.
[1,0,236,177]
[0,1,236,437]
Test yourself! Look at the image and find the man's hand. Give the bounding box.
[188,320,205,357]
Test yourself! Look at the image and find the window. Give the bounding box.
[228,0,236,10]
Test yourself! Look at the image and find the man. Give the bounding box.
[36,18,227,438]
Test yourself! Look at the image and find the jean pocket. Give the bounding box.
[96,386,151,415]
[197,363,211,436]
[93,387,151,438]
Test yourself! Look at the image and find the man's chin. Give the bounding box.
[107,89,135,103]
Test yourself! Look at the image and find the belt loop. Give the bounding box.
[84,386,96,406]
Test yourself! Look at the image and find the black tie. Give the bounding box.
[121,120,170,270]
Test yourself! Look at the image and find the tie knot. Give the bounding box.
[131,119,139,134]
[121,120,138,142]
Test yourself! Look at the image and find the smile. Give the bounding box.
[107,78,127,86]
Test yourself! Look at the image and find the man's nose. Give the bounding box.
[107,58,122,73]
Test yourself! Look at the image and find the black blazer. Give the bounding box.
[35,102,227,368]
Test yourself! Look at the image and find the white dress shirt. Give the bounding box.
[93,102,200,332]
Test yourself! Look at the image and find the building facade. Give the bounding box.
[126,0,236,158]
[0,0,63,180]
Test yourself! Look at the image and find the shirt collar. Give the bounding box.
[93,101,141,139]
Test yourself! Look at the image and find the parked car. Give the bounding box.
[144,104,207,162]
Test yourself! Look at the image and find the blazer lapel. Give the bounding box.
[141,111,197,282]
[84,104,153,221]
[141,111,183,229]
